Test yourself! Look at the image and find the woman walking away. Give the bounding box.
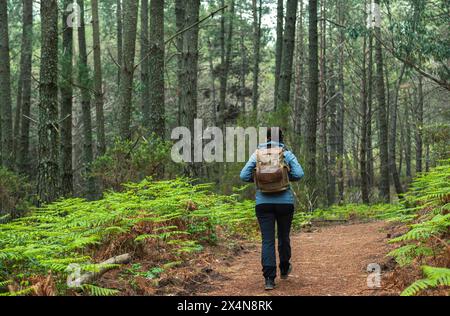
[240,128,304,291]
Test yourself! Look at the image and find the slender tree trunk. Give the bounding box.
[252,0,262,113]
[360,15,369,204]
[278,0,298,109]
[294,0,304,149]
[337,0,345,203]
[78,0,96,200]
[117,0,123,87]
[327,40,337,206]
[305,0,319,209]
[274,0,284,109]
[17,0,33,175]
[149,0,166,137]
[119,0,139,140]
[389,64,406,197]
[239,7,247,112]
[218,0,235,127]
[415,75,424,174]
[0,0,13,169]
[374,0,390,202]
[92,0,106,156]
[367,28,375,188]
[405,92,412,178]
[60,0,74,196]
[175,0,185,125]
[318,0,328,204]
[141,0,150,128]
[180,0,200,176]
[37,0,59,204]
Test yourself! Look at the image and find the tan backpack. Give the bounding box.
[254,147,290,193]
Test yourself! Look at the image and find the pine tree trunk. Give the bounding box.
[294,0,304,149]
[0,0,13,169]
[367,28,374,188]
[389,64,406,197]
[251,0,262,113]
[60,0,74,196]
[92,0,106,156]
[37,0,59,204]
[305,0,319,209]
[117,0,123,87]
[149,0,165,137]
[175,0,185,126]
[274,0,284,109]
[336,0,345,203]
[180,0,200,176]
[239,7,247,112]
[141,0,150,129]
[360,16,369,204]
[78,0,96,200]
[415,75,424,174]
[17,0,33,175]
[405,92,412,178]
[278,0,298,109]
[374,0,390,202]
[119,0,139,140]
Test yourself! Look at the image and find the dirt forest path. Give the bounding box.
[199,222,395,296]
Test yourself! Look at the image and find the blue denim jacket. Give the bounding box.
[240,142,305,205]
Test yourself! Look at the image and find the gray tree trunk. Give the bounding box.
[305,0,319,209]
[179,0,200,176]
[118,0,139,140]
[251,0,262,113]
[149,0,166,137]
[274,0,284,109]
[374,0,390,203]
[60,0,74,196]
[92,0,106,156]
[37,0,59,204]
[78,0,96,200]
[278,0,298,109]
[17,0,34,175]
[141,0,150,129]
[0,0,13,169]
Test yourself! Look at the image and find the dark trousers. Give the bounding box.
[256,204,295,279]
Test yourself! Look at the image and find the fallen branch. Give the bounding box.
[74,253,131,286]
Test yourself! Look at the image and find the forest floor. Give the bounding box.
[194,221,399,296]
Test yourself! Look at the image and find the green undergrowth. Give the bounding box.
[0,178,256,296]
[387,160,450,296]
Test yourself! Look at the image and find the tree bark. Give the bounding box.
[78,0,96,200]
[175,0,185,126]
[60,0,74,196]
[17,0,34,175]
[274,0,284,109]
[0,0,13,169]
[141,0,150,129]
[118,0,139,140]
[149,0,166,137]
[374,0,390,203]
[251,0,262,113]
[389,63,406,197]
[278,0,298,109]
[415,75,424,174]
[37,0,59,204]
[360,13,369,204]
[294,0,304,149]
[336,0,345,203]
[117,0,123,87]
[180,0,200,176]
[92,0,107,156]
[305,0,319,209]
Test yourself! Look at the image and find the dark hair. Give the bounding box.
[267,127,284,143]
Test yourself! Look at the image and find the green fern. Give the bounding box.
[81,284,120,296]
[401,266,450,296]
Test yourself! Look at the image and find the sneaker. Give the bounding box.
[280,264,292,280]
[265,278,276,291]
